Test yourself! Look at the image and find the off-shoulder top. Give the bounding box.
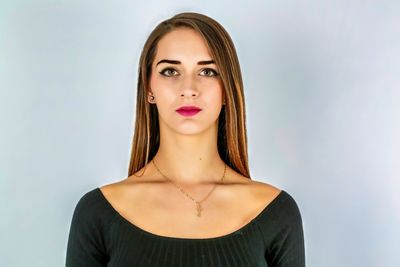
[66,187,305,266]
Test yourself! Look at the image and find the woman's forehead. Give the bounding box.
[155,28,213,63]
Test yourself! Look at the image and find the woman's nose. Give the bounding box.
[179,75,198,97]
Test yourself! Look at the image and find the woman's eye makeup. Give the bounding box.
[200,68,219,76]
[158,67,219,77]
[159,68,178,77]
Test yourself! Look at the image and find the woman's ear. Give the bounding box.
[147,90,156,104]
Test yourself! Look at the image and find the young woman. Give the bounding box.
[66,12,305,267]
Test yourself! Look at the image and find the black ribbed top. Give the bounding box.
[66,187,305,267]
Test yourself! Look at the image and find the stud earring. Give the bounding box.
[148,93,155,103]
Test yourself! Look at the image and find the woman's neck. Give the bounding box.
[150,148,226,186]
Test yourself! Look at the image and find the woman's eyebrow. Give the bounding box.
[156,59,215,66]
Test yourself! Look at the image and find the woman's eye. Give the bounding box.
[159,68,179,77]
[200,68,219,77]
[159,68,219,77]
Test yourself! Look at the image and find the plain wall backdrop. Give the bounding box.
[1,1,399,266]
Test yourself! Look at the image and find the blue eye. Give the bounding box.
[159,68,179,77]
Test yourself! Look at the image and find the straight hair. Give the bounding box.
[128,12,250,179]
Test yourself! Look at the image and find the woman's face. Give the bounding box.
[149,28,224,136]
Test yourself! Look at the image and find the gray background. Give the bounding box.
[1,1,399,266]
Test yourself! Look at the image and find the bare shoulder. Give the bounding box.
[251,180,282,211]
[98,170,282,219]
[234,175,282,204]
[98,177,152,206]
[249,179,282,198]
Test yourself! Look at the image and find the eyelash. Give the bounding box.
[159,68,219,77]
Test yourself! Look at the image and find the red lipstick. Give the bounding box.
[176,105,202,117]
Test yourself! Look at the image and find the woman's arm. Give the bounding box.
[264,192,306,266]
[66,191,108,267]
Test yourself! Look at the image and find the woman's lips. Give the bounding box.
[176,109,201,117]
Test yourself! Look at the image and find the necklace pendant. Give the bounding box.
[196,202,202,217]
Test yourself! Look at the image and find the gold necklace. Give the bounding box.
[151,159,227,217]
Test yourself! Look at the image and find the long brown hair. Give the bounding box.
[128,12,250,179]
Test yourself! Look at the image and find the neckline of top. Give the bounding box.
[95,187,286,242]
